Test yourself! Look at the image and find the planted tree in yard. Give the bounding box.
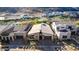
[29,40,37,49]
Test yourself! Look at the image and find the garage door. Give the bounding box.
[16,36,24,39]
[44,36,52,40]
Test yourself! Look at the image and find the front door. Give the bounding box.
[15,36,24,39]
[39,35,42,40]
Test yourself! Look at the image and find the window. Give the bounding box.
[10,37,12,40]
[59,29,68,32]
[62,36,67,38]
[16,36,23,39]
[57,27,59,31]
[68,26,73,30]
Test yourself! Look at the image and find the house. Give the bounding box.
[13,21,32,40]
[28,23,54,40]
[0,24,15,44]
[0,21,32,44]
[51,22,71,40]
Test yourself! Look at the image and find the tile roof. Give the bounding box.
[28,23,53,35]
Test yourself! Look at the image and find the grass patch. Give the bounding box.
[30,18,48,25]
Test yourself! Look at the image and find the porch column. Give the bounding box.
[12,36,14,42]
[42,35,44,40]
[23,34,26,40]
[8,36,10,41]
[52,36,53,41]
[5,37,7,41]
[38,33,39,40]
[13,33,15,39]
[1,36,3,40]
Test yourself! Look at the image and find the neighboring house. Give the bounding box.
[0,16,5,20]
[0,13,22,21]
[13,22,32,40]
[5,15,21,20]
[28,23,54,40]
[51,22,71,40]
[0,24,15,44]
